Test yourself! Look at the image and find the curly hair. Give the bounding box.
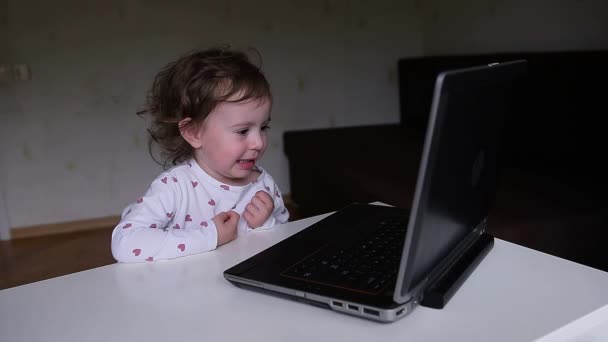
[137,46,272,168]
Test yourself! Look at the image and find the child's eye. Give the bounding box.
[262,125,271,132]
[236,129,249,135]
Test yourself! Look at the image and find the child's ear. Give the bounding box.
[179,118,203,149]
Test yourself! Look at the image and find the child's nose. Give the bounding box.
[249,132,264,150]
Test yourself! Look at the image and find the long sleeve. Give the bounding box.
[111,173,218,263]
[111,160,289,262]
[247,177,290,231]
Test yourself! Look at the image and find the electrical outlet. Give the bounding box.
[0,64,12,82]
[13,64,31,81]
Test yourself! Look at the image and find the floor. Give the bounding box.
[0,227,116,290]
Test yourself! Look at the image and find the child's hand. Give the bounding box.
[213,211,240,246]
[243,190,275,229]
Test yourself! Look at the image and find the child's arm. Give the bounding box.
[245,182,290,231]
[111,219,219,263]
[111,174,225,263]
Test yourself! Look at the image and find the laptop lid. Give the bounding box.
[393,60,526,303]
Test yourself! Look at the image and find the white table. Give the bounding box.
[2,212,608,342]
[533,302,608,341]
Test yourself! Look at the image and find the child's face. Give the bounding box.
[195,97,271,185]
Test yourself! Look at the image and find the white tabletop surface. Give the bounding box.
[533,302,608,341]
[2,212,608,342]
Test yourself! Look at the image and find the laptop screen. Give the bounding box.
[395,61,526,301]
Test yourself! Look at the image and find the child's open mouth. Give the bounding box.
[237,159,255,170]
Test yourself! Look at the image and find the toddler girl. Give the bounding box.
[111,46,289,262]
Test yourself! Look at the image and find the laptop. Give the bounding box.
[224,60,526,322]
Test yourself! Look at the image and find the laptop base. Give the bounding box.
[420,233,494,309]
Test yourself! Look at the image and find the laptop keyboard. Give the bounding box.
[280,216,408,295]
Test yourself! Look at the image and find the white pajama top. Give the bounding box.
[111,159,289,263]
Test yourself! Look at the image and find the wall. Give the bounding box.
[1,0,423,233]
[418,0,608,54]
[3,0,607,235]
[1,0,12,239]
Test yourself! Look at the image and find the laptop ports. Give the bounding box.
[363,308,380,317]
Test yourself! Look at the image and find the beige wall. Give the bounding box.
[2,0,607,237]
[418,0,608,54]
[0,0,423,234]
[1,0,12,239]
